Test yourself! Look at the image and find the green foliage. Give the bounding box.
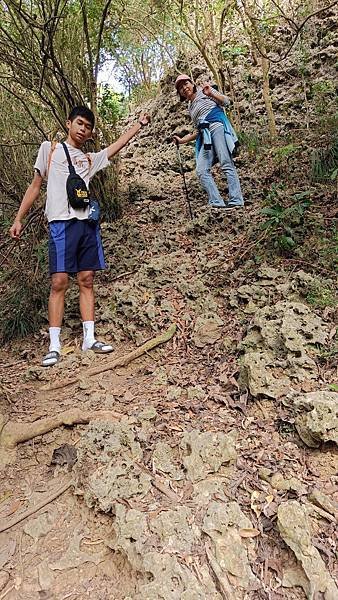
[300,226,338,275]
[221,45,248,63]
[238,131,261,155]
[273,144,301,161]
[306,280,337,308]
[318,333,338,362]
[315,227,338,272]
[98,85,126,125]
[310,79,336,115]
[0,236,49,343]
[260,191,311,252]
[129,81,159,105]
[311,134,338,182]
[264,182,286,202]
[311,80,335,96]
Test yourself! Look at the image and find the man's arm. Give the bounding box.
[9,171,43,239]
[106,113,150,160]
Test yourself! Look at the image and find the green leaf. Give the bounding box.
[279,235,296,248]
[261,206,282,217]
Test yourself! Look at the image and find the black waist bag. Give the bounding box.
[62,142,90,210]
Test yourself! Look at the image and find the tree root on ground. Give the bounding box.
[0,478,74,534]
[42,323,177,392]
[0,408,121,465]
[0,325,176,464]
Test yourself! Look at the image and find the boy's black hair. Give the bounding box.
[68,106,95,129]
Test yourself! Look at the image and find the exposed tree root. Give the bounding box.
[42,323,177,392]
[0,408,121,465]
[0,478,73,534]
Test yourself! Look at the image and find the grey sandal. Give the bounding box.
[89,341,113,354]
[41,350,60,367]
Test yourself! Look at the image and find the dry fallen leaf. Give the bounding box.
[0,491,12,506]
[0,499,22,518]
[329,326,337,340]
[239,528,260,538]
[61,345,76,356]
[251,490,261,518]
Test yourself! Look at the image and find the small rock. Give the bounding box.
[24,513,53,542]
[138,406,157,421]
[187,386,206,400]
[270,473,307,495]
[192,314,224,348]
[51,444,77,470]
[308,488,338,519]
[294,391,338,447]
[278,500,338,599]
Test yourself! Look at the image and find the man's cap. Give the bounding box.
[174,74,192,90]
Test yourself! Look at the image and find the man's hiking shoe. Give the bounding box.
[85,341,113,354]
[41,350,60,367]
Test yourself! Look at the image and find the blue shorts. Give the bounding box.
[48,219,106,275]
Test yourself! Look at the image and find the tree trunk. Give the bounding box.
[225,65,241,131]
[261,55,276,138]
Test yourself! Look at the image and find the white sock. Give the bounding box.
[82,320,96,350]
[49,327,61,353]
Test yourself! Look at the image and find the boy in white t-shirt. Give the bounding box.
[10,106,150,367]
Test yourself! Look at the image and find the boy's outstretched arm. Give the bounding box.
[9,172,43,239]
[106,113,150,160]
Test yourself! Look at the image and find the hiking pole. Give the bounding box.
[174,139,193,220]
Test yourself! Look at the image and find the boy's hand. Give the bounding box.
[10,220,23,239]
[139,113,150,127]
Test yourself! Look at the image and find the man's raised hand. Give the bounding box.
[139,113,151,127]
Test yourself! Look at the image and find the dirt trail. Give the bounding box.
[0,193,337,599]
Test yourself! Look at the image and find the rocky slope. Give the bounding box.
[0,176,337,599]
[116,8,337,207]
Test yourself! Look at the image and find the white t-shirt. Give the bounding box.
[34,141,110,222]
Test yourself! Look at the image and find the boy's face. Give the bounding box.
[66,115,93,147]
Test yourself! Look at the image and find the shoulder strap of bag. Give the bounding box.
[47,140,57,176]
[61,142,76,174]
[85,153,92,172]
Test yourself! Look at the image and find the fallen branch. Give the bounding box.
[0,408,121,451]
[42,323,177,392]
[305,500,337,524]
[205,541,233,599]
[0,478,73,534]
[281,258,337,278]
